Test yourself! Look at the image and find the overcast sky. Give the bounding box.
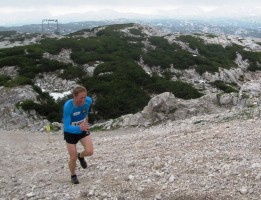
[1,0,260,26]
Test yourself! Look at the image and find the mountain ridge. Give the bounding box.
[0,17,261,38]
[0,23,261,131]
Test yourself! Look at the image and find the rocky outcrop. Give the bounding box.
[94,82,261,130]
[0,85,47,131]
[96,92,224,129]
[43,49,74,64]
[201,34,261,52]
[0,36,41,49]
[34,72,77,93]
[0,66,18,78]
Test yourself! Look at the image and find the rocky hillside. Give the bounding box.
[1,24,261,200]
[0,23,261,131]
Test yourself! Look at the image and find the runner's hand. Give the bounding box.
[80,122,89,131]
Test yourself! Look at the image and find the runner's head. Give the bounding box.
[73,85,87,106]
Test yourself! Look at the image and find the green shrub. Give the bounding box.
[59,65,85,79]
[32,85,53,101]
[195,64,219,75]
[71,51,100,64]
[38,59,70,72]
[149,36,171,48]
[0,75,11,86]
[129,28,144,36]
[248,62,261,71]
[211,80,238,93]
[0,31,17,38]
[0,46,24,57]
[17,99,36,111]
[17,92,65,123]
[145,76,203,99]
[206,34,217,38]
[176,35,238,70]
[0,56,33,68]
[4,76,33,87]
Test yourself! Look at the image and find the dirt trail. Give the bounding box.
[0,118,261,199]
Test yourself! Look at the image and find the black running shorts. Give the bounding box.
[64,131,90,144]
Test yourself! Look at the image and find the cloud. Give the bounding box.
[1,0,260,8]
[0,0,260,26]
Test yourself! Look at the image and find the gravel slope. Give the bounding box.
[0,114,261,200]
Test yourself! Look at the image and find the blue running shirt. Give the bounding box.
[63,96,92,134]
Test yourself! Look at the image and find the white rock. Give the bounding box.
[169,175,175,182]
[26,192,35,198]
[239,186,248,195]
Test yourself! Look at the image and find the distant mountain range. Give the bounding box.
[0,17,260,38]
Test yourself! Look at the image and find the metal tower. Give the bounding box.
[42,19,59,34]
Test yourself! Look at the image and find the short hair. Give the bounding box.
[72,85,87,96]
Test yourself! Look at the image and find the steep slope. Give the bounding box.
[0,23,261,131]
[1,110,261,199]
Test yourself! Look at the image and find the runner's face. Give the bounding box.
[74,91,87,106]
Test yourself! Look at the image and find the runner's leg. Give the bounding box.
[79,135,93,157]
[66,143,78,175]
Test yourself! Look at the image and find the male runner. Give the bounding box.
[63,85,93,184]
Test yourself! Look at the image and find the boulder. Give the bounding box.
[106,92,222,129]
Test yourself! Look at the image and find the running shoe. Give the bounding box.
[71,175,79,184]
[78,153,87,169]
